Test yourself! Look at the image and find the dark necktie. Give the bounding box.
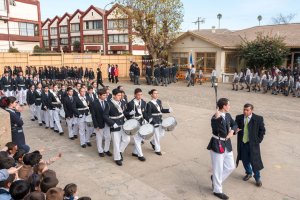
[101,101,104,109]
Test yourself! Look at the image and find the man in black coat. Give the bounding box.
[96,67,105,88]
[91,89,112,157]
[26,84,36,121]
[133,65,140,85]
[63,87,77,140]
[145,65,152,85]
[207,98,237,200]
[235,103,266,187]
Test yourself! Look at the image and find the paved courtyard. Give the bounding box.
[22,80,300,200]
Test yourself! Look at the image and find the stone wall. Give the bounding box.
[0,108,11,149]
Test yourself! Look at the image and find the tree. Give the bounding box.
[272,13,296,24]
[33,45,48,53]
[257,15,262,26]
[73,41,81,53]
[217,13,222,29]
[239,33,289,69]
[8,47,19,53]
[116,0,184,60]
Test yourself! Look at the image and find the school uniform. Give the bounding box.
[34,89,43,125]
[63,95,77,139]
[146,99,170,153]
[26,89,36,120]
[41,91,54,129]
[0,75,13,97]
[50,91,64,134]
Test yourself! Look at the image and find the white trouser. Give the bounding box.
[66,118,74,138]
[72,118,79,136]
[77,116,91,145]
[53,108,63,133]
[133,134,144,157]
[95,124,111,153]
[112,129,130,161]
[151,126,165,152]
[4,90,13,97]
[210,149,235,193]
[35,105,42,123]
[29,104,36,120]
[44,110,53,128]
[18,89,27,105]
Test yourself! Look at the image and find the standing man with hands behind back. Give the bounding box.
[235,103,266,187]
[207,98,237,200]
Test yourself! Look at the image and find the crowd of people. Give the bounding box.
[232,66,300,97]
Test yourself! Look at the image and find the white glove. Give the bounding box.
[113,123,119,128]
[149,118,153,123]
[129,110,135,115]
[79,114,83,118]
[169,108,173,113]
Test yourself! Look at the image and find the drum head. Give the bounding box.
[139,124,154,140]
[123,119,140,135]
[162,117,177,131]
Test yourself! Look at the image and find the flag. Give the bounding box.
[189,52,193,67]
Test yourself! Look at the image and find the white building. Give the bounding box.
[0,0,42,52]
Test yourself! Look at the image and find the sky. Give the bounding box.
[41,0,300,31]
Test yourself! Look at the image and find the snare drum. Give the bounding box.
[139,124,154,140]
[59,109,65,118]
[162,117,177,131]
[85,114,94,127]
[123,119,140,135]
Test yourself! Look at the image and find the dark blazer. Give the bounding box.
[63,96,77,118]
[41,92,54,111]
[207,113,238,153]
[73,96,89,116]
[235,113,266,171]
[0,76,13,91]
[34,89,43,106]
[26,90,36,105]
[124,99,148,124]
[103,100,125,132]
[91,100,108,129]
[146,99,169,127]
[86,93,97,105]
[16,76,26,90]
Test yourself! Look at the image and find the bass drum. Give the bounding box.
[139,124,154,140]
[162,116,177,131]
[123,119,140,135]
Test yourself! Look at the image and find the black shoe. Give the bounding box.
[42,121,45,124]
[34,116,38,120]
[243,174,252,181]
[69,137,75,140]
[81,144,86,148]
[74,135,78,139]
[141,140,144,145]
[99,153,105,157]
[132,153,138,157]
[39,123,43,126]
[115,160,122,166]
[211,175,214,190]
[50,127,54,130]
[213,193,229,200]
[59,132,64,136]
[150,141,155,150]
[138,156,146,162]
[155,152,162,156]
[45,127,49,129]
[54,130,59,133]
[105,151,112,157]
[31,119,35,121]
[86,142,92,147]
[91,133,96,137]
[120,153,123,161]
[255,180,262,187]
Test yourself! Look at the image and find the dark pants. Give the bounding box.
[111,75,115,83]
[241,142,260,181]
[97,80,105,88]
[115,76,119,83]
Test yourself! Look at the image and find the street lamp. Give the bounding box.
[103,1,114,55]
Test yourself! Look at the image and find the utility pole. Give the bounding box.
[193,17,205,31]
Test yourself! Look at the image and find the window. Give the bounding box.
[171,52,189,68]
[108,34,129,43]
[108,19,128,29]
[83,35,103,43]
[60,38,68,45]
[19,23,36,36]
[50,27,57,35]
[51,39,58,46]
[85,20,103,30]
[0,0,6,11]
[71,23,80,32]
[43,40,49,47]
[42,29,48,36]
[225,52,239,73]
[71,37,80,44]
[60,26,68,34]
[196,52,216,73]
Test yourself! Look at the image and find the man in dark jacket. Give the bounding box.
[133,65,141,85]
[26,84,36,121]
[207,98,237,200]
[96,67,105,88]
[145,65,152,85]
[235,103,266,187]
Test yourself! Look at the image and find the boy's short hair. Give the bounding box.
[78,197,92,200]
[9,180,30,200]
[0,157,15,169]
[112,89,121,96]
[42,169,57,179]
[63,183,77,197]
[97,89,106,96]
[24,191,46,200]
[0,173,16,188]
[5,142,16,151]
[40,176,59,193]
[217,98,229,110]
[13,148,26,162]
[46,187,64,200]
